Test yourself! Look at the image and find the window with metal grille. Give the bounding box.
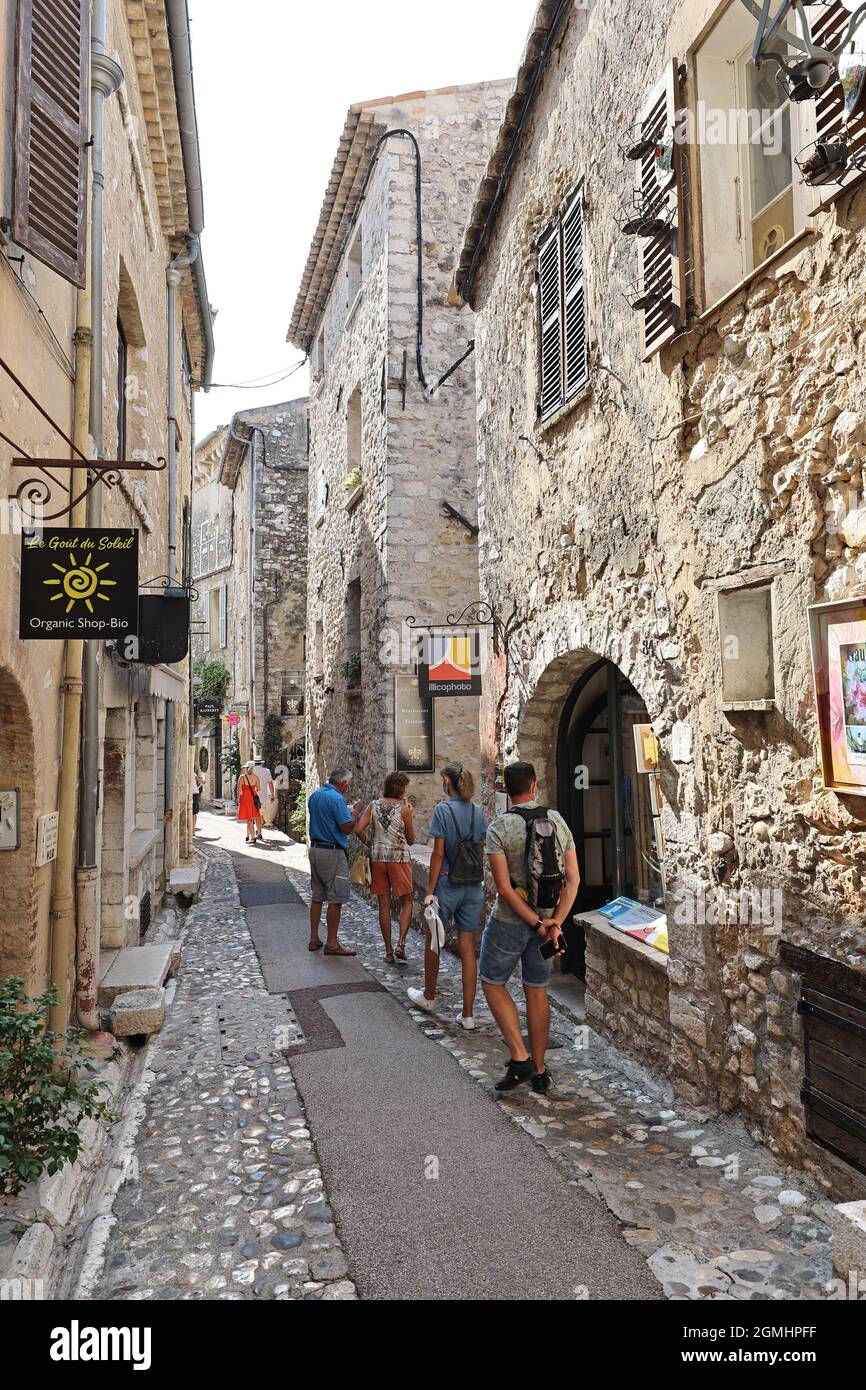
[538,189,588,422]
[139,890,151,941]
[12,0,89,287]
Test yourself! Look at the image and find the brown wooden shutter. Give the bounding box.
[13,0,90,288]
[637,61,685,358]
[811,2,866,200]
[538,223,563,421]
[562,189,588,402]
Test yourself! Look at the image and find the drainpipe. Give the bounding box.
[77,1,123,1031]
[165,237,200,878]
[48,272,91,1034]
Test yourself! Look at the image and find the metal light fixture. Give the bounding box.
[740,0,866,100]
[796,137,852,186]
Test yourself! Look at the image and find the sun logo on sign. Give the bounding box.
[42,552,117,614]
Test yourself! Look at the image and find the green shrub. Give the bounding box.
[340,651,361,686]
[193,657,230,702]
[343,467,362,491]
[221,732,242,796]
[0,978,116,1200]
[289,781,307,839]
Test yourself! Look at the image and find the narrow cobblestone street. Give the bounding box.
[81,811,836,1302]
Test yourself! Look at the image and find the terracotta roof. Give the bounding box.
[288,107,388,351]
[456,0,573,306]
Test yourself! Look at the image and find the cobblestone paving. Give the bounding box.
[277,849,835,1303]
[92,840,356,1301]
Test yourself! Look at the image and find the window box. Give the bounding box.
[344,482,364,513]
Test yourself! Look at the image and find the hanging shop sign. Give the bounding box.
[394,676,435,772]
[808,596,866,797]
[633,723,660,774]
[419,631,482,700]
[227,712,241,728]
[19,528,138,639]
[132,591,190,665]
[195,697,223,720]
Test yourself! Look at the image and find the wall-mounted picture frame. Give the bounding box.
[808,596,866,798]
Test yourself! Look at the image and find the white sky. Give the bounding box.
[189,0,535,442]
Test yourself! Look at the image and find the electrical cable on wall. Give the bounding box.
[352,128,430,394]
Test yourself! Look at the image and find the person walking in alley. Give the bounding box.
[408,762,487,1028]
[192,767,205,834]
[253,758,276,841]
[355,772,416,965]
[237,762,261,844]
[308,767,362,957]
[481,761,580,1094]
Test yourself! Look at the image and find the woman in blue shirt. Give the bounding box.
[407,762,487,1029]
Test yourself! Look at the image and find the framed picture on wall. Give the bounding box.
[808,596,866,797]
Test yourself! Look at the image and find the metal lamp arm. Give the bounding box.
[741,0,866,69]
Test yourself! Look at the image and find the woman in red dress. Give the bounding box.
[236,762,260,844]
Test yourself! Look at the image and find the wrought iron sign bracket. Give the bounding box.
[406,600,519,658]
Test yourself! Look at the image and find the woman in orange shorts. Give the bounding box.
[355,771,415,964]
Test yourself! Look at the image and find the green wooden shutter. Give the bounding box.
[13,0,90,288]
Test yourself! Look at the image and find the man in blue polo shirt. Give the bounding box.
[308,766,362,956]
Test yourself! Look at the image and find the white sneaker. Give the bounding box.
[408,987,436,1012]
[458,1015,476,1030]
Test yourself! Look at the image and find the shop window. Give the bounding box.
[716,581,776,709]
[694,4,813,305]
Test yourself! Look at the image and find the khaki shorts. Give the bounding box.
[309,845,351,904]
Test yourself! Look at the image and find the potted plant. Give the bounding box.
[340,651,362,689]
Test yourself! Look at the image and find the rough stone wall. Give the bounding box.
[584,925,671,1075]
[306,83,509,832]
[469,0,866,1191]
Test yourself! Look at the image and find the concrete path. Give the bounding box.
[223,817,661,1301]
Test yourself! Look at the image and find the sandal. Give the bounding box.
[395,944,408,963]
[324,945,357,957]
[384,951,395,965]
[308,940,323,952]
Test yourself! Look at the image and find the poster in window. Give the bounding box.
[808,598,866,795]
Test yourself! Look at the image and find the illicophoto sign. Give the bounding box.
[419,631,482,699]
[19,528,138,639]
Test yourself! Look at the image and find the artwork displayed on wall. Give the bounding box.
[808,596,866,796]
[394,676,435,772]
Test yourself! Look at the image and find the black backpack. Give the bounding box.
[445,803,484,886]
[511,806,565,911]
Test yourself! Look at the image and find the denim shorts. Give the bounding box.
[479,915,552,989]
[434,875,485,933]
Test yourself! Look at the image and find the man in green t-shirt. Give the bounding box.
[481,761,580,1095]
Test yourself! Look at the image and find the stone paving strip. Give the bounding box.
[278,850,835,1302]
[85,841,356,1301]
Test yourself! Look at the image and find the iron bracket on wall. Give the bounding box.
[406,600,519,658]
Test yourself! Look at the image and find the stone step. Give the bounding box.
[98,942,179,1007]
[109,987,166,1038]
[169,864,201,899]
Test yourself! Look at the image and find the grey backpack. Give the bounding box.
[445,803,484,886]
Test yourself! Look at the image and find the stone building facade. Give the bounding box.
[191,400,309,796]
[0,1,212,1013]
[458,0,866,1195]
[290,83,510,830]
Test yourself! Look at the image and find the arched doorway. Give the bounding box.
[557,659,664,913]
[0,668,37,985]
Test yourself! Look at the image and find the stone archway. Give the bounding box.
[0,668,38,985]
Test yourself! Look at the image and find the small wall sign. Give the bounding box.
[19,529,139,639]
[35,811,59,867]
[0,789,20,852]
[395,676,435,772]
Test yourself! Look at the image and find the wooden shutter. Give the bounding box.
[562,190,588,402]
[219,584,227,650]
[811,2,866,201]
[12,0,90,288]
[538,224,563,421]
[637,61,685,358]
